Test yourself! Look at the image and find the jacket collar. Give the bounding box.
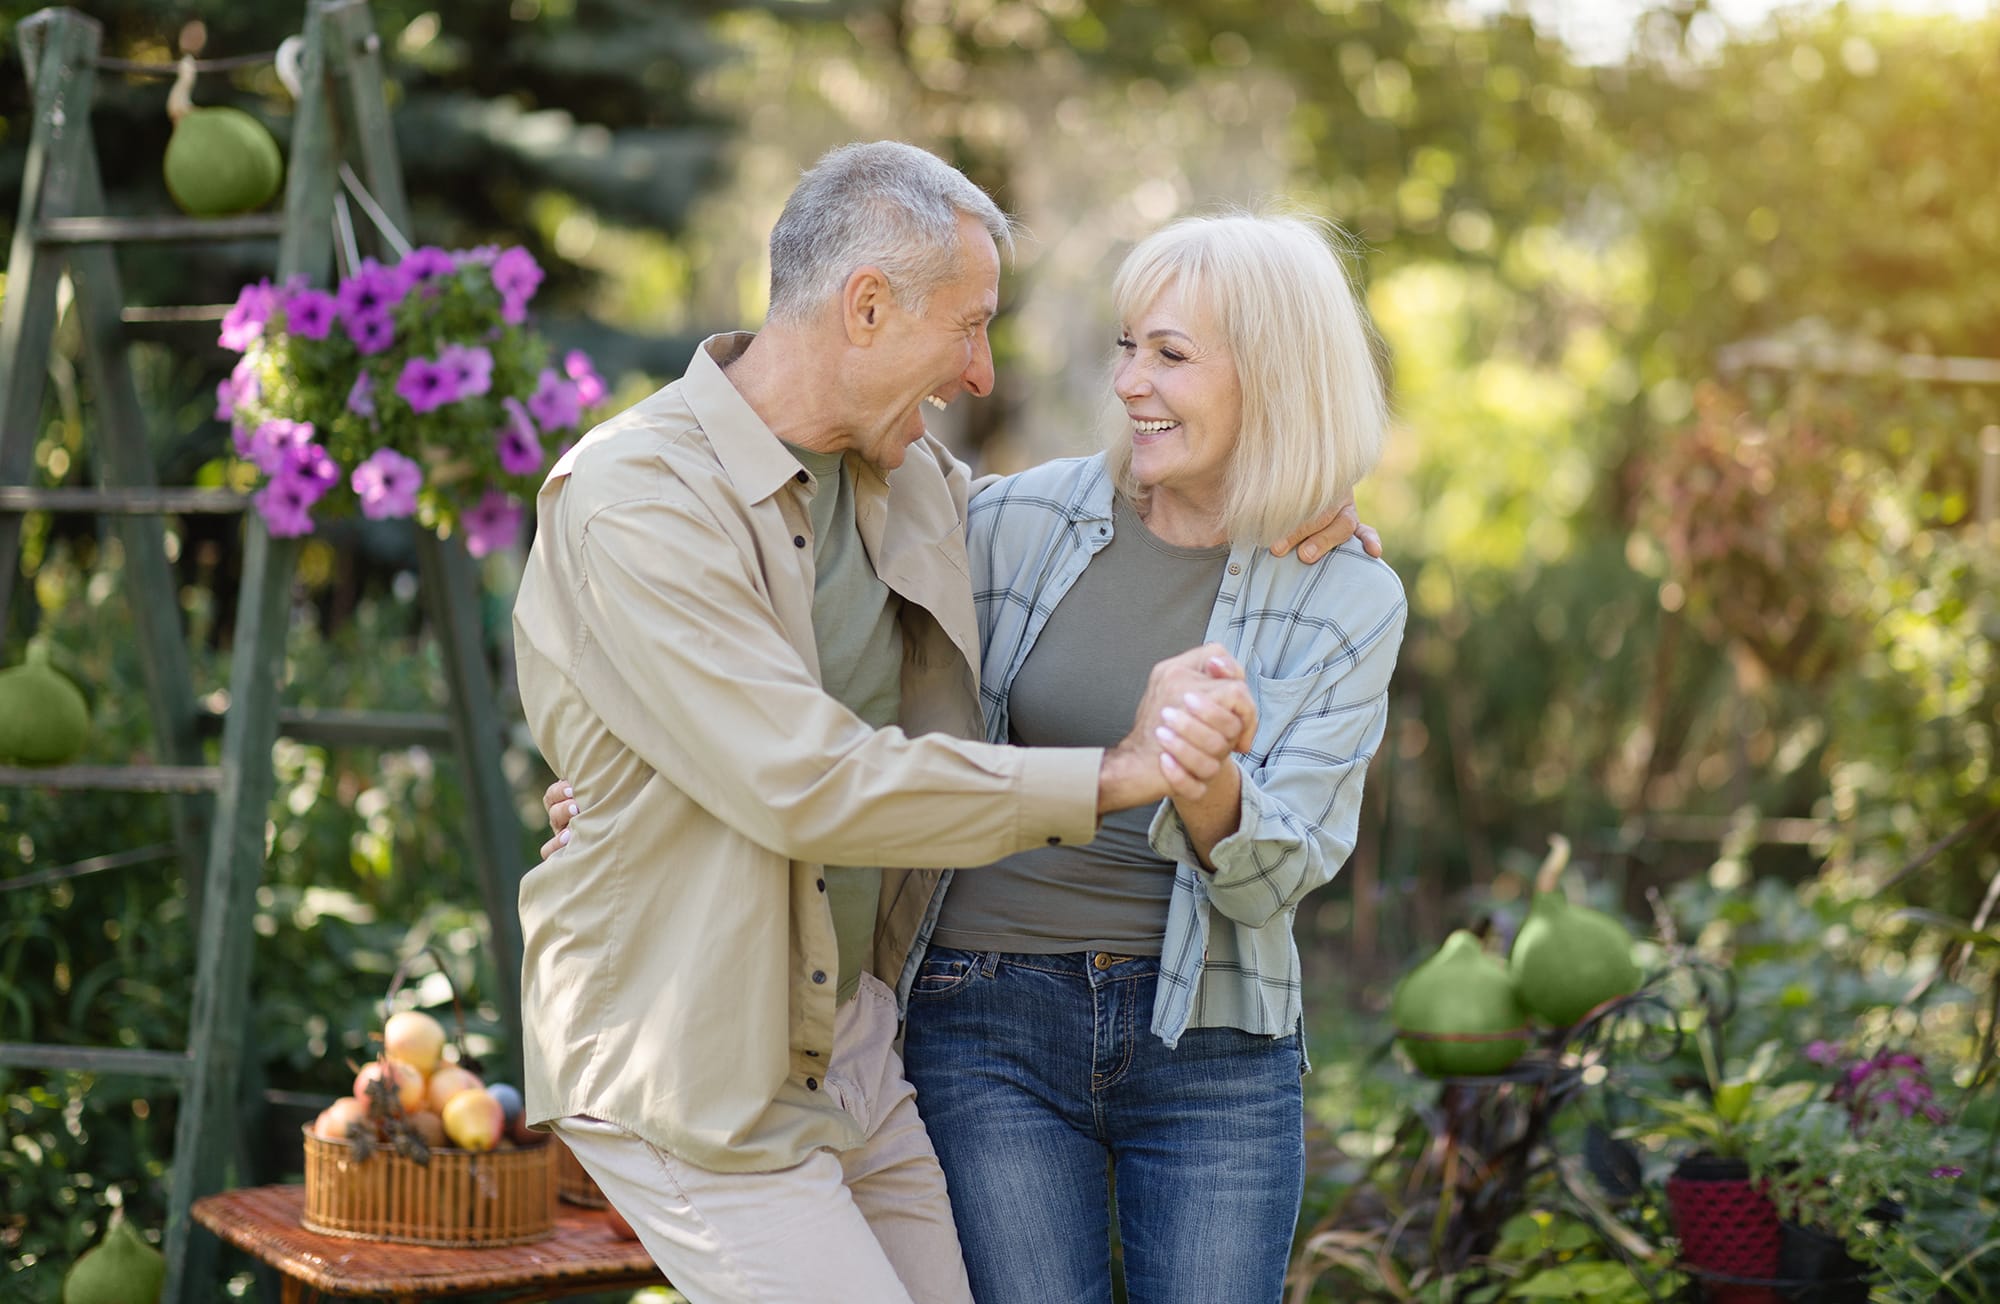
[680,332,807,505]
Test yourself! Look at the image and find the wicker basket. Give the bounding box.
[554,1136,609,1208]
[302,1127,557,1247]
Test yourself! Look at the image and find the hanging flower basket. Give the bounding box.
[215,244,608,554]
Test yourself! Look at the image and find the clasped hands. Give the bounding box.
[1094,643,1255,814]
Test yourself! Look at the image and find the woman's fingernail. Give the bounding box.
[557,828,571,846]
[562,784,573,798]
[1162,707,1185,725]
[1184,692,1206,709]
[568,802,580,818]
[1155,726,1176,744]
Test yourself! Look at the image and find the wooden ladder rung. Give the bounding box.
[121,304,233,342]
[0,486,249,515]
[35,214,287,245]
[278,708,456,748]
[0,764,224,792]
[0,1043,193,1079]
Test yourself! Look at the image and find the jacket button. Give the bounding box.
[805,1049,819,1057]
[1046,836,1060,846]
[812,970,827,984]
[795,470,809,484]
[794,535,807,548]
[805,1077,819,1091]
[816,878,826,892]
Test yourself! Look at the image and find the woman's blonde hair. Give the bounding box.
[1104,212,1388,547]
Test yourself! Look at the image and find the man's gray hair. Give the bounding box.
[766,141,1014,324]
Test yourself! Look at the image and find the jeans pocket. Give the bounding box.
[910,948,979,999]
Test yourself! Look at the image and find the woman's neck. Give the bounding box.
[1134,487,1229,548]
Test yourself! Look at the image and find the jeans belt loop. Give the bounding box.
[978,950,1001,979]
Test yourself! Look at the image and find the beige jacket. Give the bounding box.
[511,334,1103,1172]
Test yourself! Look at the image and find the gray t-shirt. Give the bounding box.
[786,444,900,1001]
[932,494,1228,955]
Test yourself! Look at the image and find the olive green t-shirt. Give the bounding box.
[785,443,901,1001]
[933,493,1229,954]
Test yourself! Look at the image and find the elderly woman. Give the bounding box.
[894,214,1404,1302]
[543,213,1401,1302]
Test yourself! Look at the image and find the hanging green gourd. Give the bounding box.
[0,638,90,766]
[1509,835,1642,1028]
[62,1209,165,1304]
[1391,929,1530,1077]
[163,55,283,217]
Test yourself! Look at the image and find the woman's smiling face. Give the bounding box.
[1113,281,1242,510]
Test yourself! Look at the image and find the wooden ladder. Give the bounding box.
[0,5,529,1300]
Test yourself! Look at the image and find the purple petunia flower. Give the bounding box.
[236,418,316,477]
[254,472,320,537]
[461,490,522,558]
[527,368,582,432]
[1804,1041,1842,1067]
[283,443,341,496]
[564,350,606,409]
[347,308,395,356]
[283,288,338,341]
[455,244,501,268]
[495,397,544,475]
[1933,1166,1965,1179]
[401,246,457,282]
[347,372,376,418]
[219,279,276,351]
[337,257,412,323]
[438,343,494,400]
[396,357,460,414]
[215,356,260,425]
[350,447,423,520]
[491,247,543,324]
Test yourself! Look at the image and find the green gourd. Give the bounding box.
[1509,837,1641,1028]
[1391,929,1529,1077]
[0,640,90,765]
[62,1211,165,1304]
[162,60,283,218]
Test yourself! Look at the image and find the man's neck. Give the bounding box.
[723,326,852,456]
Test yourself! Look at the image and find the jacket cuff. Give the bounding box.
[1019,747,1106,850]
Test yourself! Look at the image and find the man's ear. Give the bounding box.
[842,266,893,345]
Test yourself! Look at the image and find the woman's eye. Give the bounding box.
[1161,349,1187,364]
[1116,336,1136,350]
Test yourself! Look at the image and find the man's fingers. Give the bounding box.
[1356,522,1383,559]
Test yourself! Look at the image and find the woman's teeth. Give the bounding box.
[1132,418,1177,433]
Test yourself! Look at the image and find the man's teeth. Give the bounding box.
[924,395,948,411]
[1132,418,1177,433]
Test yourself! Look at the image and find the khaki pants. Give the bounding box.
[554,974,973,1304]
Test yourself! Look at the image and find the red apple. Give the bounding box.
[313,1095,375,1143]
[425,1064,484,1115]
[406,1109,446,1150]
[354,1058,424,1115]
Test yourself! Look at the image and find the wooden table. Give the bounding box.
[191,1185,666,1303]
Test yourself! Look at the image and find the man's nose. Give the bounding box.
[961,330,995,398]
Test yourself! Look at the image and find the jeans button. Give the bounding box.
[1093,953,1112,971]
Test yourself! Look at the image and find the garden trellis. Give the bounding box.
[0,5,530,1301]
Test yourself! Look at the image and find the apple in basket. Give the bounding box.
[426,1063,484,1115]
[442,1088,505,1151]
[312,1095,376,1143]
[383,1009,448,1075]
[354,1058,425,1114]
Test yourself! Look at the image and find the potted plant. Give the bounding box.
[1745,1043,1971,1304]
[215,243,610,551]
[1647,1040,1816,1303]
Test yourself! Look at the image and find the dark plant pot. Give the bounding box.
[1776,1223,1870,1304]
[1667,1155,1783,1304]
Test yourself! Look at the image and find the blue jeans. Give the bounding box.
[902,948,1306,1304]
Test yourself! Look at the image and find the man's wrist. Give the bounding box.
[1096,743,1158,814]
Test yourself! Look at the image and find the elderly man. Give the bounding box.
[512,142,1356,1303]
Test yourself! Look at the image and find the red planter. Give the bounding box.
[1667,1155,1782,1304]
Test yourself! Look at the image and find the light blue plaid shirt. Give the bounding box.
[895,453,1408,1046]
